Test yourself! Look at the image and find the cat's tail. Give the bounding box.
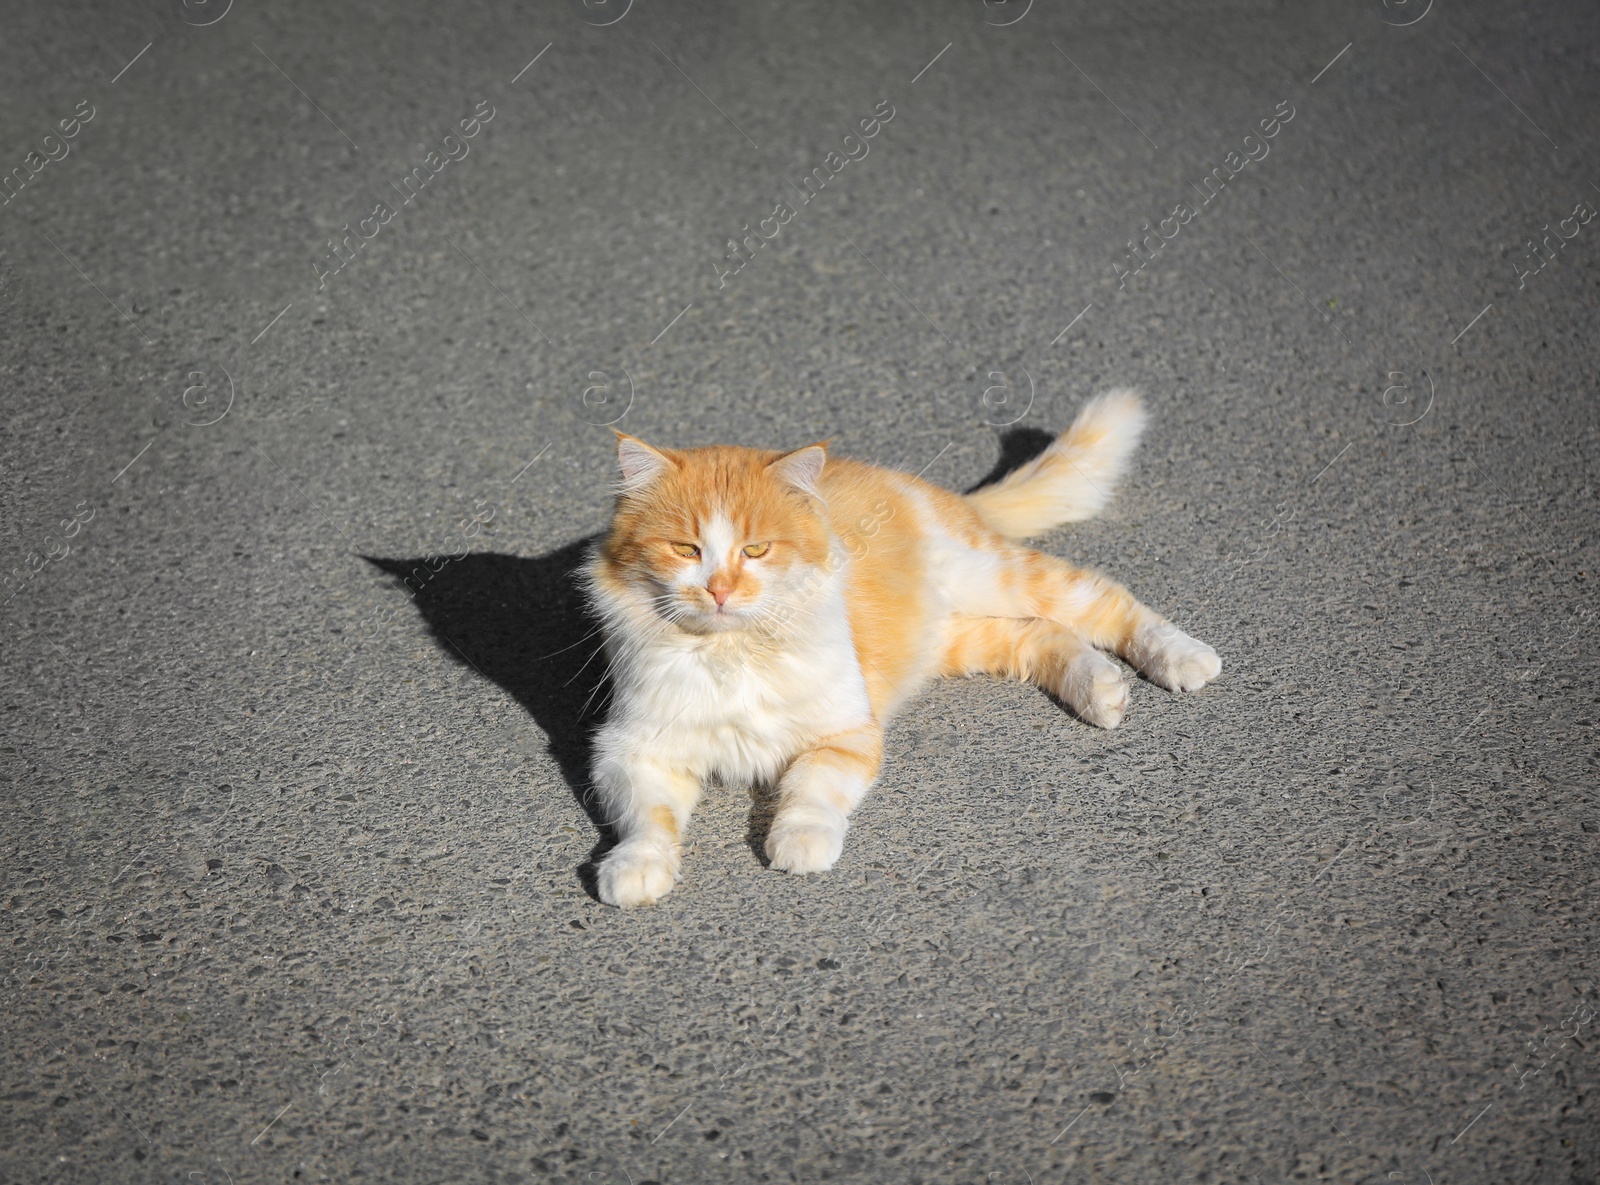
[963,389,1146,539]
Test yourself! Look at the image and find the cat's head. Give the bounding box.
[593,433,833,635]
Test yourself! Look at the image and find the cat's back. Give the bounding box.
[817,456,952,714]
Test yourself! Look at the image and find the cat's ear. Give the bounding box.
[767,443,827,497]
[613,431,673,493]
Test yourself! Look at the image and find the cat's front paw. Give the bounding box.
[1134,623,1222,692]
[596,841,678,908]
[765,819,845,874]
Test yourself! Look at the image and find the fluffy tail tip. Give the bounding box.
[1071,387,1147,448]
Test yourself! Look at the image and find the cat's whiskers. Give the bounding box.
[562,640,611,688]
[578,671,617,721]
[535,623,606,663]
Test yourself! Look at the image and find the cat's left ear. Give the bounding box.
[768,443,827,497]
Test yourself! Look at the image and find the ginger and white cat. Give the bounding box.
[585,391,1219,907]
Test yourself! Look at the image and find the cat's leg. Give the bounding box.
[1001,552,1221,692]
[592,747,702,908]
[941,615,1129,727]
[766,723,883,875]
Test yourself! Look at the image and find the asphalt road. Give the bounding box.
[2,1,1597,1182]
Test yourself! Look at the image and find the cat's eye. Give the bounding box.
[671,542,700,559]
[743,542,771,558]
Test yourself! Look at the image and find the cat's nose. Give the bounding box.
[708,583,732,607]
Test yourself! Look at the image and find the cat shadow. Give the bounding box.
[362,544,845,890]
[964,426,1054,494]
[741,782,781,869]
[364,542,617,897]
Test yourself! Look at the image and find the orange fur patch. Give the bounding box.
[940,615,1088,687]
[649,804,679,843]
[816,459,928,718]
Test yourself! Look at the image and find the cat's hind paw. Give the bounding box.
[1059,647,1129,728]
[596,841,678,908]
[1133,623,1222,692]
[765,819,845,874]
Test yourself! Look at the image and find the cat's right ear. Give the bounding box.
[613,431,673,494]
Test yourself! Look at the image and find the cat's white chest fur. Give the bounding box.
[600,587,870,786]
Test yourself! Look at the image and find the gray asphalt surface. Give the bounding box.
[3,1,1598,1182]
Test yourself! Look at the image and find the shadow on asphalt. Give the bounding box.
[365,541,616,897]
[964,426,1054,493]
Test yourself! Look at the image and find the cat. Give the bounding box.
[584,390,1220,907]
